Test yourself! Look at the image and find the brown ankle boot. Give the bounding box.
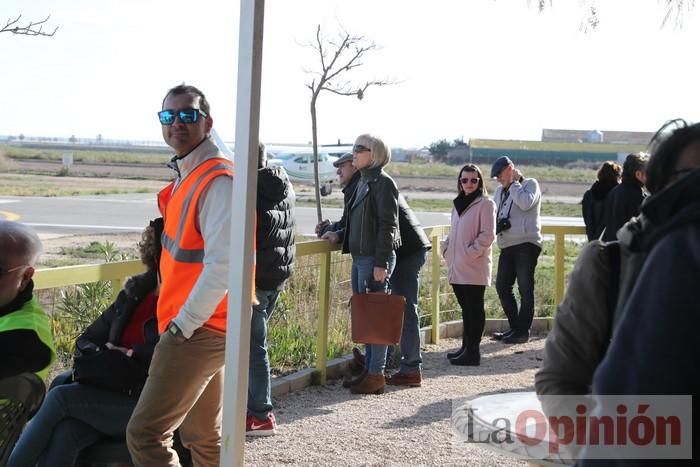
[342,368,367,388]
[350,373,385,395]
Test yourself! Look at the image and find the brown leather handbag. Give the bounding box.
[350,292,406,345]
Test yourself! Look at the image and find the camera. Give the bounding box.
[496,217,512,235]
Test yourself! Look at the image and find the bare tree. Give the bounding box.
[1,15,58,36]
[304,25,391,222]
[531,0,694,31]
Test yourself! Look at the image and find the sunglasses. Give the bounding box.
[352,144,371,153]
[460,177,480,184]
[0,264,28,276]
[158,108,207,125]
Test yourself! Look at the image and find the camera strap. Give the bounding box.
[498,188,513,220]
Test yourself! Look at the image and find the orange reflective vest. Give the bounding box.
[157,157,234,334]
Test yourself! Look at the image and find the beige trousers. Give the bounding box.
[127,328,225,467]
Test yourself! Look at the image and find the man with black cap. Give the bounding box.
[315,152,360,237]
[490,156,542,344]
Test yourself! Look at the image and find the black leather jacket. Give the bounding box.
[342,167,401,268]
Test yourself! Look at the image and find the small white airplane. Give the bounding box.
[266,147,339,196]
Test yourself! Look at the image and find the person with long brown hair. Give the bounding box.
[442,164,496,365]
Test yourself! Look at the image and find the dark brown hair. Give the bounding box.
[138,218,163,272]
[457,163,487,196]
[597,161,622,186]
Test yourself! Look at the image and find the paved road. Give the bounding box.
[0,194,449,237]
[0,194,581,237]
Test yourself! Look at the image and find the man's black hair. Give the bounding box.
[162,83,211,115]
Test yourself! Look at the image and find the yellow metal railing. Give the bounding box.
[33,223,585,384]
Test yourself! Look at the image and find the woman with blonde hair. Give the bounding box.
[442,164,496,366]
[321,134,400,394]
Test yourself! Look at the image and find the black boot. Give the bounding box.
[447,313,468,359]
[449,351,480,366]
[446,345,465,360]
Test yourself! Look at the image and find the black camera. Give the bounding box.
[496,217,512,234]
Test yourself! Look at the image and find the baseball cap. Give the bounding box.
[490,156,513,178]
[333,152,353,168]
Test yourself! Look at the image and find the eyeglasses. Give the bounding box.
[157,108,207,125]
[352,144,371,154]
[0,264,28,276]
[460,177,480,184]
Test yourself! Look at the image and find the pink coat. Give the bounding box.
[441,196,496,286]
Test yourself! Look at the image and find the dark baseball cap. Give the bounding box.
[333,152,353,168]
[490,156,513,178]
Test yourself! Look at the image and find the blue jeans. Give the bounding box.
[7,382,138,467]
[351,253,397,375]
[248,288,280,420]
[495,242,542,334]
[392,247,427,373]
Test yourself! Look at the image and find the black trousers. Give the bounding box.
[451,284,486,356]
[495,242,542,334]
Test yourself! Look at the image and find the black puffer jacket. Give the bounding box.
[581,180,617,241]
[342,167,401,268]
[395,194,431,260]
[256,166,296,291]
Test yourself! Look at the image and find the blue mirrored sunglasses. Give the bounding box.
[158,108,207,125]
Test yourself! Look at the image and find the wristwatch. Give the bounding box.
[167,321,185,340]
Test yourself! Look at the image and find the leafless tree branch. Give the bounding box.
[661,0,695,29]
[1,14,58,36]
[304,25,394,222]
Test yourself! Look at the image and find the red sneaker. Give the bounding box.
[245,413,277,436]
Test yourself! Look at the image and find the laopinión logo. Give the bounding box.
[451,392,692,462]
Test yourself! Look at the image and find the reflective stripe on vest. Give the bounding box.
[157,158,234,334]
[0,296,57,380]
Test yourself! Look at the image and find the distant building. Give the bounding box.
[541,128,655,145]
[468,138,646,165]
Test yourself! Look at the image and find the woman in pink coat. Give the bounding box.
[441,164,496,365]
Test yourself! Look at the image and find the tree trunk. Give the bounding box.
[310,94,322,223]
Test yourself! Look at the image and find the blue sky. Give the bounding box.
[2,0,700,147]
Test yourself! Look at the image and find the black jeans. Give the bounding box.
[451,284,486,356]
[495,242,542,335]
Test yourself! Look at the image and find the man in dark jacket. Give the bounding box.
[383,195,432,387]
[315,152,360,237]
[246,144,296,437]
[601,153,648,241]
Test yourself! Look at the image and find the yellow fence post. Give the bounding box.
[431,234,441,345]
[109,278,122,301]
[554,230,565,307]
[315,250,331,385]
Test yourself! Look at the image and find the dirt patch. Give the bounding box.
[38,232,143,267]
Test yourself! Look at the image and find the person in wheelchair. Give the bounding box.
[0,220,55,382]
[8,219,163,467]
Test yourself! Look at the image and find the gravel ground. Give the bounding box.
[245,337,545,466]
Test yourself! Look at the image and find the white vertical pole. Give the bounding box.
[221,1,265,466]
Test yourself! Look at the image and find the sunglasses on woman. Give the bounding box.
[460,177,480,184]
[157,108,207,125]
[352,144,371,153]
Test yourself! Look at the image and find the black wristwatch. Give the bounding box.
[167,321,185,339]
